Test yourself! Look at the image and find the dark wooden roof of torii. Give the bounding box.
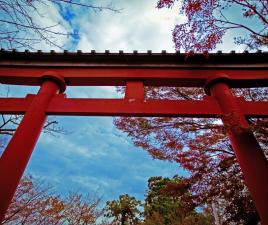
[0,49,267,67]
[0,49,267,87]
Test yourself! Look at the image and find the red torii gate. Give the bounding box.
[0,50,267,223]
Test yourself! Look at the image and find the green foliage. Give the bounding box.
[105,194,142,225]
[143,176,213,225]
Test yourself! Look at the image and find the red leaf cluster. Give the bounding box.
[156,0,177,9]
[157,0,268,52]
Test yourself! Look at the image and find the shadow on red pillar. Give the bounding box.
[205,74,268,225]
[0,72,66,223]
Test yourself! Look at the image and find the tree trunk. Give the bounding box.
[211,201,221,225]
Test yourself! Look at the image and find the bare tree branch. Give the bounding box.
[0,0,120,50]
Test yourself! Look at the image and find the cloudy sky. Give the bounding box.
[0,0,258,205]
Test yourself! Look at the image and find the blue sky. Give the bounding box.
[0,0,264,207]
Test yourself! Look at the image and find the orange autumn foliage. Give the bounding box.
[2,176,103,225]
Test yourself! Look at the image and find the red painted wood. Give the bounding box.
[209,82,268,224]
[0,80,60,223]
[0,67,267,87]
[47,97,221,117]
[125,81,144,100]
[0,95,34,114]
[0,96,267,117]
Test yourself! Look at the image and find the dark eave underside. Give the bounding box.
[0,50,267,68]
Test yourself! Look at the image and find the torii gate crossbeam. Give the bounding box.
[0,50,267,224]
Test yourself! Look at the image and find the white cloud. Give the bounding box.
[70,0,262,53]
[66,86,120,98]
[70,175,119,190]
[24,1,71,51]
[73,0,184,52]
[39,131,99,159]
[76,34,94,51]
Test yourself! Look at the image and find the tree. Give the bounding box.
[0,0,120,50]
[143,176,213,225]
[0,114,67,136]
[156,0,268,52]
[115,86,267,225]
[105,194,142,225]
[61,193,103,225]
[2,175,104,225]
[0,113,68,155]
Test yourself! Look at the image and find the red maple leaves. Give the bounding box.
[156,0,176,8]
[157,0,268,52]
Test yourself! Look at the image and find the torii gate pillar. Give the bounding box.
[0,72,66,223]
[205,74,268,224]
